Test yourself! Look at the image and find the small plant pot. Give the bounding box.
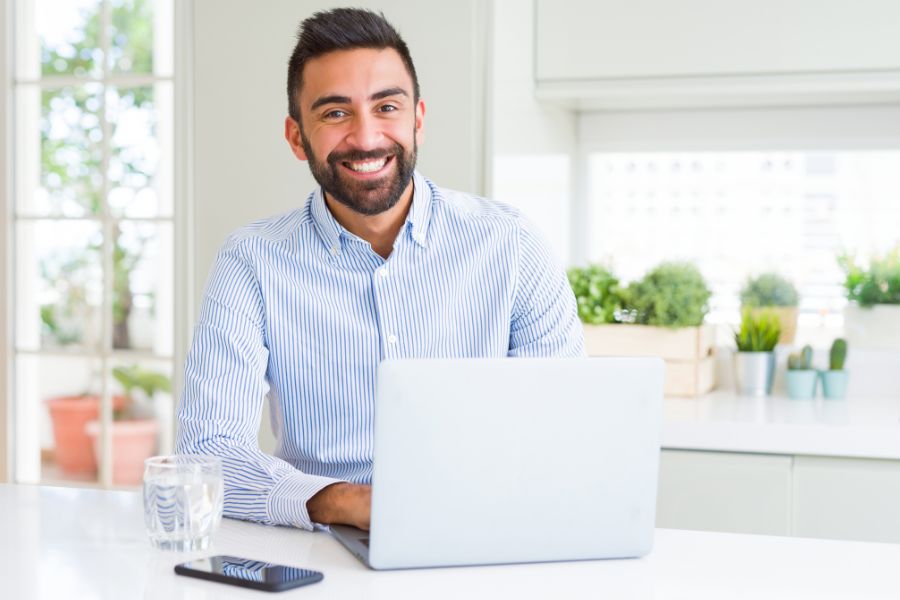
[821,370,849,400]
[734,351,775,396]
[46,395,127,475]
[785,370,818,399]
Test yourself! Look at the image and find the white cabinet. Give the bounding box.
[657,450,792,536]
[534,0,900,109]
[793,456,900,543]
[658,450,900,543]
[536,0,900,81]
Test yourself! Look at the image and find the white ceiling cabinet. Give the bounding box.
[535,0,900,110]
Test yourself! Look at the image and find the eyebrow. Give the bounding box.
[309,87,409,111]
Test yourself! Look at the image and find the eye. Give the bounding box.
[323,109,348,119]
[378,104,398,113]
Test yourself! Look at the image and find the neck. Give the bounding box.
[324,179,415,260]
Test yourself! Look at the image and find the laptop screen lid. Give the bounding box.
[367,357,664,570]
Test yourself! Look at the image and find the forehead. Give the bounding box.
[300,47,413,107]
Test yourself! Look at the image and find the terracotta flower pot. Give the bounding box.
[86,419,159,486]
[46,395,126,475]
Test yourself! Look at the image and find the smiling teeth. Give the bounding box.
[346,158,387,173]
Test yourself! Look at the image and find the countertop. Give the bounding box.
[663,389,900,459]
[4,483,900,599]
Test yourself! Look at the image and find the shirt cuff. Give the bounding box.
[266,472,345,530]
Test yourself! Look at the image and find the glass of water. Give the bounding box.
[143,455,224,551]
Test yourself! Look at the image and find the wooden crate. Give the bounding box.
[583,324,716,397]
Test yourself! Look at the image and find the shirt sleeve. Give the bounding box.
[175,238,342,531]
[508,217,586,357]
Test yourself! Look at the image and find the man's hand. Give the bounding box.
[307,483,371,530]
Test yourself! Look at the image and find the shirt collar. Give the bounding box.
[309,170,433,255]
[406,171,432,248]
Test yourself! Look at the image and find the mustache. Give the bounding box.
[327,144,402,166]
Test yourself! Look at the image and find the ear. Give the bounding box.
[284,116,308,161]
[414,99,426,146]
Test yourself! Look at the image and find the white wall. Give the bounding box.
[190,0,489,452]
[488,0,577,265]
[190,0,488,314]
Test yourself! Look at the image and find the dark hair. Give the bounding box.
[286,8,420,122]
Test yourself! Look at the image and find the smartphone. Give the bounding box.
[174,555,323,592]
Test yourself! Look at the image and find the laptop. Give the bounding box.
[331,357,665,570]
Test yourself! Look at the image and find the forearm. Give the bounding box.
[307,482,372,530]
[176,425,341,529]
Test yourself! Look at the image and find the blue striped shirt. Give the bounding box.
[176,171,584,530]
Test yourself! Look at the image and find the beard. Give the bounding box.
[300,129,417,217]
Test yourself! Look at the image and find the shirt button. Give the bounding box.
[387,334,398,344]
[378,268,389,278]
[330,247,338,256]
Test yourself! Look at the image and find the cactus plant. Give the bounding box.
[787,345,814,370]
[829,338,848,371]
[734,309,782,352]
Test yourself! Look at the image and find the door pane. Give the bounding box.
[107,359,173,486]
[16,84,104,217]
[107,84,173,218]
[16,355,103,486]
[113,221,173,354]
[109,0,173,76]
[16,220,103,352]
[37,0,104,78]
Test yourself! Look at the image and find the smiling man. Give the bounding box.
[176,8,583,532]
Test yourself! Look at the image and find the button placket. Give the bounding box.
[373,263,400,354]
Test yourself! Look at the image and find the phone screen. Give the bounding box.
[175,555,323,592]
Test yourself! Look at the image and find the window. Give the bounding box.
[12,0,174,487]
[586,151,900,321]
[574,106,900,343]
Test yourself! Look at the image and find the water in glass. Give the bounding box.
[143,455,223,551]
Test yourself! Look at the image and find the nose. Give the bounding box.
[344,111,383,151]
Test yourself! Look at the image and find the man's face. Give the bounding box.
[289,47,425,216]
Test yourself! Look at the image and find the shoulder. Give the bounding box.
[429,181,528,232]
[219,205,311,259]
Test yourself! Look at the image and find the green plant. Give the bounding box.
[788,345,814,370]
[829,338,848,371]
[734,309,782,352]
[112,365,172,420]
[740,273,799,308]
[623,262,711,328]
[567,265,623,325]
[838,248,900,307]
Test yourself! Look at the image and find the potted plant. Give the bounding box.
[785,345,817,399]
[839,249,900,351]
[733,309,781,396]
[740,273,800,344]
[46,393,126,476]
[567,264,623,325]
[821,338,849,400]
[85,365,171,485]
[570,261,715,396]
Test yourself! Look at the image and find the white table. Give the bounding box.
[2,484,900,599]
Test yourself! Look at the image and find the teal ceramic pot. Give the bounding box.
[821,370,849,400]
[786,370,818,399]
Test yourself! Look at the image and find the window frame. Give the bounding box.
[3,0,194,488]
[1,0,13,483]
